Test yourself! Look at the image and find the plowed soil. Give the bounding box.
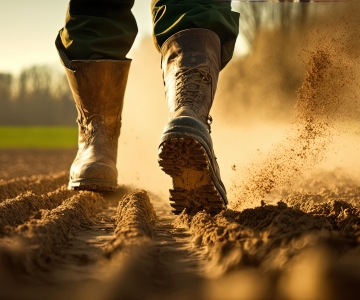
[1,145,360,300]
[0,149,210,300]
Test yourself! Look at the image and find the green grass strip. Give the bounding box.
[0,127,78,148]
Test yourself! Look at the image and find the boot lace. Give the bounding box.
[175,65,213,131]
[175,65,211,111]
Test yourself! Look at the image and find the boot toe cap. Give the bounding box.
[70,162,118,182]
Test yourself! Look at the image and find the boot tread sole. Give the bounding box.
[158,136,226,215]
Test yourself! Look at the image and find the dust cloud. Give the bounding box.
[218,1,360,210]
[119,2,360,213]
[116,37,169,198]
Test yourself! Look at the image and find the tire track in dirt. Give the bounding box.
[0,171,69,202]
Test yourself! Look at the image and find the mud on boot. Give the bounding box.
[159,29,228,214]
[159,117,227,215]
[56,35,130,192]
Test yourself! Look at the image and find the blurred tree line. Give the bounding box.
[0,2,334,126]
[0,66,76,125]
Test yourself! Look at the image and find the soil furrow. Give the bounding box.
[105,191,157,254]
[4,191,105,273]
[174,204,337,275]
[22,190,129,285]
[102,192,207,299]
[0,188,75,236]
[174,200,360,299]
[0,171,69,202]
[43,205,118,285]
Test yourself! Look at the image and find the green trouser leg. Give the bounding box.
[59,0,138,60]
[59,0,239,68]
[151,0,239,69]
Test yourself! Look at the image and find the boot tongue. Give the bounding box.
[177,53,210,96]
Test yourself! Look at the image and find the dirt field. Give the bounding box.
[1,144,360,300]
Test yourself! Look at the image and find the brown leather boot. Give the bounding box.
[158,29,227,215]
[56,35,130,192]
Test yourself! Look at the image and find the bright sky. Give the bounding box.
[0,1,246,75]
[0,0,151,74]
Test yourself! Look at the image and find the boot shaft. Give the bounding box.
[56,35,131,190]
[64,60,130,151]
[160,29,221,128]
[57,34,131,151]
